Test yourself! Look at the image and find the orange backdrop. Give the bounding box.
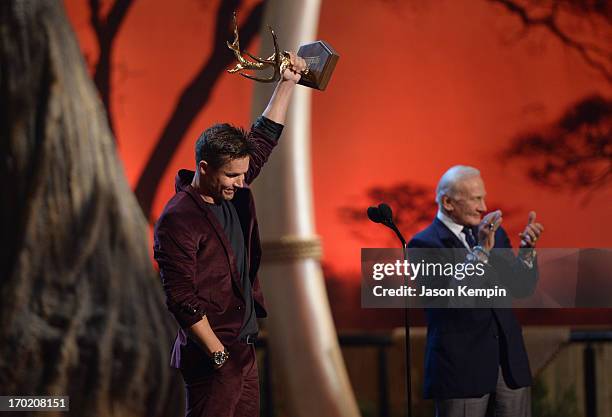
[64,0,612,325]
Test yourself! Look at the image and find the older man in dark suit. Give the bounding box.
[408,165,544,417]
[154,53,306,417]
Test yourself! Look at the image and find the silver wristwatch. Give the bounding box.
[467,245,489,265]
[212,349,229,367]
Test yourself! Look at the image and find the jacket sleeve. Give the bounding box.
[154,211,207,329]
[490,228,539,298]
[245,116,283,185]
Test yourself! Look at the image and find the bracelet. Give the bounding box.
[519,247,536,258]
[473,245,490,257]
[467,246,489,265]
[519,248,537,265]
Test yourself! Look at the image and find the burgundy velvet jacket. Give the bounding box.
[153,117,279,369]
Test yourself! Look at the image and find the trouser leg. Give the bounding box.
[181,343,257,417]
[434,394,490,417]
[494,366,531,417]
[233,346,259,417]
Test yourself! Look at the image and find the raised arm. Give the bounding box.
[262,52,306,124]
[245,52,306,184]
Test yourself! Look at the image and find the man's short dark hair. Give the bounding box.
[195,123,252,169]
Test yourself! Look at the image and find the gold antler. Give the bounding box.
[226,12,283,83]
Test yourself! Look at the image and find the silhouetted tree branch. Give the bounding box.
[489,0,612,82]
[341,182,521,246]
[502,94,612,190]
[89,0,134,136]
[135,0,265,220]
[340,182,438,245]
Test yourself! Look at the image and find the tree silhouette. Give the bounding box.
[81,0,265,218]
[340,182,437,246]
[134,0,264,220]
[485,3,612,193]
[488,0,612,83]
[88,0,134,137]
[340,182,521,247]
[502,94,612,191]
[82,0,611,220]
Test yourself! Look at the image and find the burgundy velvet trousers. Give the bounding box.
[180,342,259,417]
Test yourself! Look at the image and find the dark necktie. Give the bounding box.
[462,226,477,249]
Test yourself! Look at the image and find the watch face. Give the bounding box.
[213,351,227,366]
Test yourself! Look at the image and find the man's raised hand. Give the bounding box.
[519,211,544,248]
[281,51,307,83]
[478,210,503,251]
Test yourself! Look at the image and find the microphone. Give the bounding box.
[367,206,383,224]
[366,203,407,247]
[378,203,393,225]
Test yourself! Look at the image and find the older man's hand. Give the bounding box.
[478,210,503,252]
[519,211,544,248]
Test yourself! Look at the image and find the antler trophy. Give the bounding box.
[227,12,339,91]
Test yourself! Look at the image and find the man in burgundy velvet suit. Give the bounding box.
[154,53,306,417]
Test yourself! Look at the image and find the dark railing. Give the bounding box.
[338,334,395,417]
[255,333,393,417]
[569,330,612,417]
[256,329,612,417]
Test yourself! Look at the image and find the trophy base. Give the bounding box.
[297,41,339,91]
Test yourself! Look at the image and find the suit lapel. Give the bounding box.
[433,218,465,249]
[433,218,470,265]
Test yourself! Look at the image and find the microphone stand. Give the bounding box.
[403,242,412,417]
[368,203,412,417]
[391,227,412,417]
[379,214,412,417]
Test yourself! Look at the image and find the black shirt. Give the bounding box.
[207,200,259,339]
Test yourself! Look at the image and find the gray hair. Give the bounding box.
[435,165,481,205]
